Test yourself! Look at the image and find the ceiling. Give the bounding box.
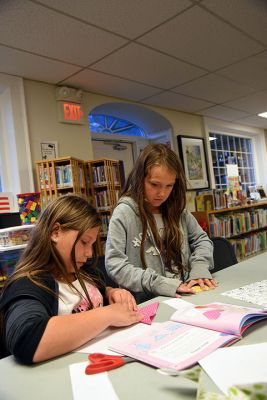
[1,0,267,129]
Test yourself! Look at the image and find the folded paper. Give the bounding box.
[138,301,159,325]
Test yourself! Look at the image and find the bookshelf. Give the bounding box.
[36,157,123,255]
[85,158,122,254]
[0,224,35,287]
[36,156,87,209]
[193,201,267,261]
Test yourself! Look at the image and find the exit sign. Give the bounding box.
[58,101,85,125]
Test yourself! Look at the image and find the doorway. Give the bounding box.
[92,139,134,181]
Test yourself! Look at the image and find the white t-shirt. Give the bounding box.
[154,213,180,275]
[57,279,103,315]
[153,213,165,237]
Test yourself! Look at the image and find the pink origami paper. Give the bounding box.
[138,301,159,325]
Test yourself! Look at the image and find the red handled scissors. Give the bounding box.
[85,353,135,375]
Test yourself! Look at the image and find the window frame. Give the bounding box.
[0,75,34,206]
[209,131,256,193]
[204,118,267,194]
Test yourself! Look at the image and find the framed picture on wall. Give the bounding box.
[177,135,209,191]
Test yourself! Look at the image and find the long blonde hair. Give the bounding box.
[122,144,187,274]
[2,194,102,305]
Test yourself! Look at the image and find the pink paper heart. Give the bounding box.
[203,309,222,320]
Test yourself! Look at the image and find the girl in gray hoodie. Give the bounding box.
[105,144,217,303]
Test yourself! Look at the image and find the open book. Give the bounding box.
[170,302,267,336]
[110,301,267,371]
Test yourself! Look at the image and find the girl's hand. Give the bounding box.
[106,303,143,327]
[106,287,138,311]
[185,278,218,290]
[176,279,218,295]
[176,282,196,295]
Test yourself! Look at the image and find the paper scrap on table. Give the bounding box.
[74,323,153,354]
[199,342,267,395]
[138,301,159,324]
[69,361,118,400]
[163,297,193,310]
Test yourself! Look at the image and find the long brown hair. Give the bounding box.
[1,194,102,307]
[122,144,187,274]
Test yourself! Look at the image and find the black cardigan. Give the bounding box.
[0,269,106,364]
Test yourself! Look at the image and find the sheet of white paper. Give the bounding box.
[222,280,267,308]
[75,323,153,354]
[199,343,267,395]
[163,298,193,310]
[69,361,118,400]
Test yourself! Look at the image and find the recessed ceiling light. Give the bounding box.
[258,112,267,118]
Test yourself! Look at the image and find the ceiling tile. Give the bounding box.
[225,91,267,114]
[0,45,81,83]
[173,73,256,103]
[62,69,162,101]
[233,115,267,129]
[0,0,266,130]
[37,0,191,38]
[198,105,250,121]
[0,0,126,66]
[203,0,267,45]
[92,43,206,89]
[217,51,267,91]
[138,5,264,70]
[143,91,214,113]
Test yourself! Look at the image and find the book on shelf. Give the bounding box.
[195,189,227,211]
[110,300,267,371]
[195,193,214,211]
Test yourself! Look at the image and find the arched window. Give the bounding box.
[89,114,145,137]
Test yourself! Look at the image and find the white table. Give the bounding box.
[0,252,266,399]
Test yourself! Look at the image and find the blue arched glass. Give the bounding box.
[89,114,145,137]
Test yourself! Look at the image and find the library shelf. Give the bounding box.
[192,201,267,261]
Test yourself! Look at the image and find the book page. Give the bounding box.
[74,323,152,354]
[170,302,267,336]
[110,321,238,371]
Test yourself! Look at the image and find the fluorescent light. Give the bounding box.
[258,112,267,118]
[209,137,217,141]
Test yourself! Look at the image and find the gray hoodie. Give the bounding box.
[105,197,214,298]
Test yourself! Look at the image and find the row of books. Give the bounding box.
[91,166,120,186]
[100,214,111,236]
[195,189,227,211]
[94,190,120,211]
[230,231,267,260]
[39,166,84,189]
[209,208,267,238]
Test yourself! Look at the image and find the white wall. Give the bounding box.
[21,79,267,211]
[23,79,206,195]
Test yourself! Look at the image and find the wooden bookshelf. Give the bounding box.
[36,156,87,209]
[85,158,122,255]
[36,157,124,255]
